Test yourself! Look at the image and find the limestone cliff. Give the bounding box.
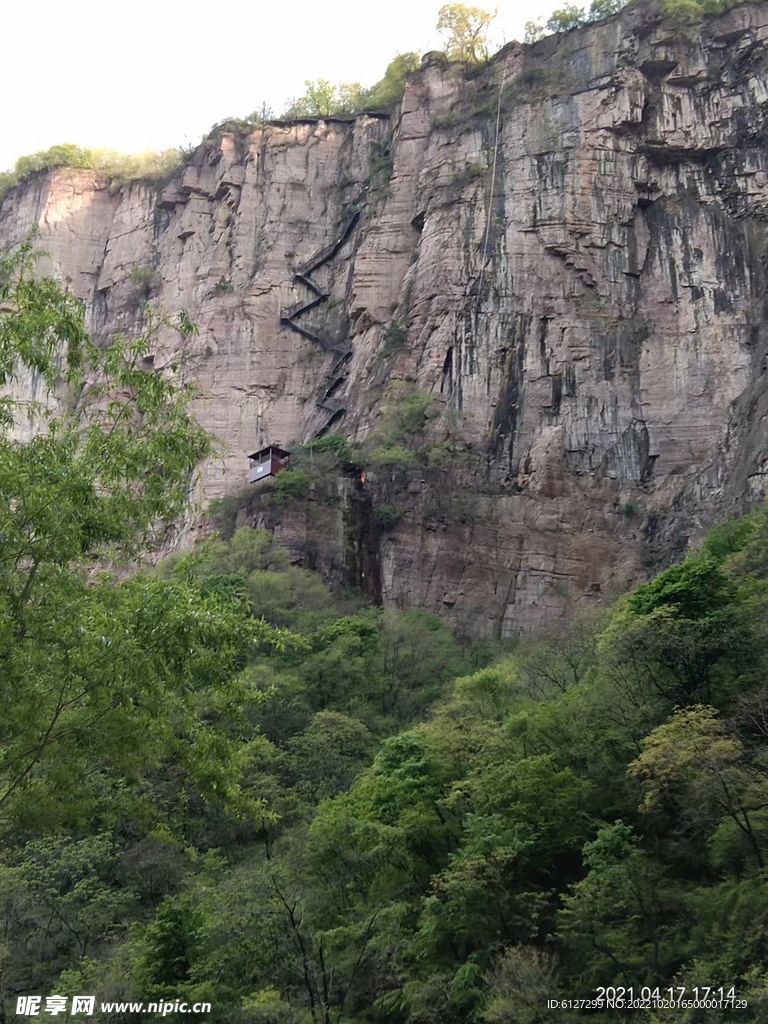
[3,0,768,638]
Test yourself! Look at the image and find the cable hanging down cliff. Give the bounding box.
[475,65,506,316]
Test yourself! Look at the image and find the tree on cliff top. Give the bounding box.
[283,79,338,118]
[437,2,497,62]
[281,53,420,119]
[0,145,186,204]
[532,0,748,39]
[366,52,421,108]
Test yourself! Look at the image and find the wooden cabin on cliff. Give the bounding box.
[248,445,291,483]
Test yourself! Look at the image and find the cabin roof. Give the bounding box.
[248,445,291,461]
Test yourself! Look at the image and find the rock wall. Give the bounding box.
[3,1,768,637]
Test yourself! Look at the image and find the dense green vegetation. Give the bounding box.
[3,235,768,1021]
[527,0,753,39]
[4,0,768,1009]
[281,54,421,119]
[108,506,768,1024]
[0,145,187,203]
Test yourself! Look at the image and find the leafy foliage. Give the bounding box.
[8,487,768,1020]
[281,52,420,121]
[661,0,749,25]
[0,240,290,849]
[270,468,310,503]
[366,53,421,109]
[124,499,768,1023]
[359,381,438,464]
[8,230,768,1022]
[374,503,402,529]
[436,3,497,63]
[283,79,341,118]
[0,145,187,203]
[128,264,160,297]
[528,0,746,40]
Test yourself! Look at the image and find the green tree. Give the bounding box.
[279,56,419,122]
[598,554,750,706]
[410,752,592,1016]
[0,833,132,988]
[287,711,374,802]
[545,4,586,33]
[629,706,768,872]
[134,896,203,988]
[561,822,685,989]
[0,145,185,203]
[0,239,283,832]
[524,20,545,42]
[483,947,568,1024]
[379,608,466,720]
[283,80,340,118]
[366,53,421,109]
[660,0,722,25]
[436,3,497,62]
[14,143,94,177]
[586,0,626,19]
[298,614,385,717]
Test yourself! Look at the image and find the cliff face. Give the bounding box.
[3,0,768,638]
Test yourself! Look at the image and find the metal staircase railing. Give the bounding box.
[280,209,361,433]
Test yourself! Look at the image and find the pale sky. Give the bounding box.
[0,0,561,171]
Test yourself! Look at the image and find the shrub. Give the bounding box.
[358,382,439,470]
[90,147,186,184]
[208,495,237,537]
[504,64,566,107]
[365,53,420,110]
[270,469,310,503]
[588,0,625,17]
[200,573,248,603]
[660,0,739,24]
[14,143,93,177]
[432,110,462,130]
[129,265,160,297]
[306,434,350,459]
[380,382,437,440]
[370,141,394,185]
[450,160,485,187]
[0,144,187,204]
[367,445,416,468]
[208,485,253,539]
[427,440,456,467]
[519,66,549,87]
[0,171,16,201]
[374,504,403,529]
[381,318,409,356]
